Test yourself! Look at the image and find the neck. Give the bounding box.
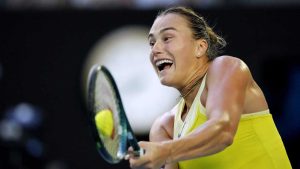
[180,75,203,99]
[179,61,209,108]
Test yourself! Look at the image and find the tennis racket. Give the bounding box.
[86,64,143,164]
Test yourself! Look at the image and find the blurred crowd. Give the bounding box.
[0,0,300,9]
[0,103,69,169]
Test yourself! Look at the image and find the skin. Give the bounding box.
[128,13,269,169]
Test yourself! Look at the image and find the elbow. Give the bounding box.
[213,118,235,148]
[221,131,234,147]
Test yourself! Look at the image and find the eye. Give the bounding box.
[149,40,155,47]
[163,36,172,42]
[149,41,154,47]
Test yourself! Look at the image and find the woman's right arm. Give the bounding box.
[149,111,178,169]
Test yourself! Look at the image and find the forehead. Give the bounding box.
[149,13,190,35]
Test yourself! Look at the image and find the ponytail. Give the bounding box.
[206,26,227,60]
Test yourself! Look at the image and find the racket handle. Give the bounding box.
[127,148,144,157]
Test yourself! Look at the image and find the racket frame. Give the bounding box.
[87,65,141,164]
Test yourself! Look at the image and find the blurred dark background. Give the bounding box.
[1,0,300,169]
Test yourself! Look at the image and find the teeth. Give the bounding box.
[155,59,173,67]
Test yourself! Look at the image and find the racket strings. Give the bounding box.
[94,72,122,161]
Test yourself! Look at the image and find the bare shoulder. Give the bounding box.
[210,56,249,72]
[149,110,175,142]
[208,55,252,85]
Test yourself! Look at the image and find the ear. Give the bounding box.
[195,39,208,58]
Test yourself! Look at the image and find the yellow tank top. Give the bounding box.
[173,75,292,169]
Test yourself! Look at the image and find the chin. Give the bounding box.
[159,78,173,87]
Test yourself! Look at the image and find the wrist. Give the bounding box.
[162,140,174,164]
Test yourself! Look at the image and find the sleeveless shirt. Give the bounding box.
[173,74,292,169]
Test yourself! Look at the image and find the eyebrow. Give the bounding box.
[148,27,177,39]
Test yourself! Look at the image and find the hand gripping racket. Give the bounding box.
[86,65,143,164]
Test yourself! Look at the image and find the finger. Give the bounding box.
[129,156,149,169]
[138,141,148,149]
[126,145,142,160]
[128,149,142,157]
[126,146,134,157]
[128,146,134,152]
[124,153,130,160]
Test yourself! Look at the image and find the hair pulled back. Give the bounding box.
[157,6,226,60]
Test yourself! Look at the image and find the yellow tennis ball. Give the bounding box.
[95,109,114,138]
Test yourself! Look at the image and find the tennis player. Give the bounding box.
[128,6,292,169]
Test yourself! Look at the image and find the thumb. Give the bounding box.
[138,141,149,150]
[138,141,152,157]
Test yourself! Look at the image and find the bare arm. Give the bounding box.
[129,110,179,169]
[149,112,178,169]
[129,56,251,169]
[164,56,250,163]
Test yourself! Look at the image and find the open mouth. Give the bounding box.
[155,59,173,71]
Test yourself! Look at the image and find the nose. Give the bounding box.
[152,40,163,55]
[150,41,162,62]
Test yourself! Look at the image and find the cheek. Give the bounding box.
[149,53,153,63]
[169,38,191,53]
[149,53,158,72]
[171,43,192,60]
[174,48,196,71]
